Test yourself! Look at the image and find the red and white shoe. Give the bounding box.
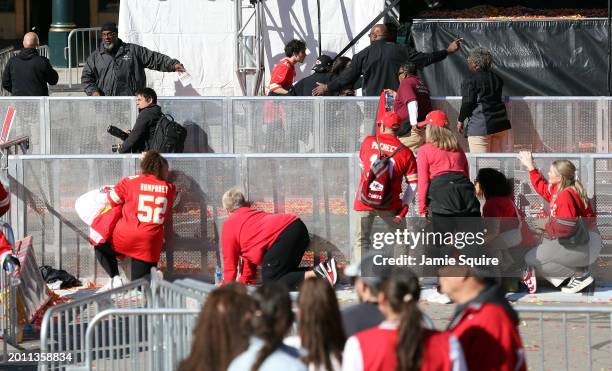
[314,257,337,286]
[521,267,537,294]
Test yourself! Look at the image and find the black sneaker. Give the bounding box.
[561,274,594,294]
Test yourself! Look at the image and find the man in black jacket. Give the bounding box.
[119,88,162,153]
[2,32,58,96]
[313,24,462,97]
[82,22,185,96]
[290,54,335,96]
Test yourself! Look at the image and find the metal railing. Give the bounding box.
[9,152,612,286]
[80,308,200,371]
[39,268,205,371]
[65,28,101,88]
[0,96,608,155]
[39,278,152,371]
[514,305,612,371]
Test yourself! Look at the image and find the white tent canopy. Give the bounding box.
[119,0,385,96]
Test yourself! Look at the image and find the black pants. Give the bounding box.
[261,220,310,290]
[95,243,157,281]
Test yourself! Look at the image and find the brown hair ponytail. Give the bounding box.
[250,283,294,371]
[379,269,423,371]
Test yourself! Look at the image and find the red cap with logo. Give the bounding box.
[377,111,401,130]
[417,110,448,128]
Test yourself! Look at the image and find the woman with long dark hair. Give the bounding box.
[229,283,306,371]
[285,277,345,371]
[342,269,466,371]
[178,283,255,371]
[518,152,602,294]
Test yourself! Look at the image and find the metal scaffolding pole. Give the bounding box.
[235,0,265,96]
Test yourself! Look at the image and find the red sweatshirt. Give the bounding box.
[417,143,469,215]
[448,286,526,371]
[221,207,298,284]
[528,169,595,238]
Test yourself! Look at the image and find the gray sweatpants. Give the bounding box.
[525,232,602,287]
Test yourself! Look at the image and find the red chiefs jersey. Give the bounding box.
[268,57,296,93]
[345,322,465,371]
[354,133,417,212]
[108,174,175,263]
[528,169,596,238]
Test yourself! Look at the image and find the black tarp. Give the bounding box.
[411,19,609,96]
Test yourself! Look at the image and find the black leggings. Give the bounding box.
[95,243,157,281]
[261,220,310,290]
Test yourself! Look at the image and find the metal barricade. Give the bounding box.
[65,28,101,88]
[39,278,152,371]
[77,308,200,371]
[515,305,612,371]
[0,47,15,97]
[0,95,608,154]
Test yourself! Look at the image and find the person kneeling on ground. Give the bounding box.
[94,151,175,291]
[220,188,337,288]
[440,266,526,371]
[518,152,601,294]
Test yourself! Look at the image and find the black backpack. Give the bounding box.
[148,113,187,153]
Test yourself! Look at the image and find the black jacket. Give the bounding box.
[1,48,58,96]
[290,72,335,96]
[428,172,481,216]
[458,70,511,136]
[327,40,448,96]
[120,104,163,153]
[82,39,179,96]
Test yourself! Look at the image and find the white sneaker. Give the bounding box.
[96,275,125,293]
[426,290,452,304]
[561,274,594,294]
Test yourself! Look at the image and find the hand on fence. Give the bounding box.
[518,151,535,171]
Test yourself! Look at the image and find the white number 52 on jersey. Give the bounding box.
[137,195,168,224]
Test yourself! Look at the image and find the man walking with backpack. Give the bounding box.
[118,87,186,154]
[354,111,417,258]
[119,88,162,153]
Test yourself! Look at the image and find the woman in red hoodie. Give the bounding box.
[518,152,601,294]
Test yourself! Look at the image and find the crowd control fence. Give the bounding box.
[7,152,612,286]
[514,305,612,371]
[0,96,608,154]
[39,268,205,371]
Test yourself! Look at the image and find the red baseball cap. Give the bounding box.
[378,111,401,130]
[417,110,448,128]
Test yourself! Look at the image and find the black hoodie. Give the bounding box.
[2,48,59,96]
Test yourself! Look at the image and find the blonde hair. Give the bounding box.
[551,160,588,208]
[222,188,247,212]
[425,125,460,151]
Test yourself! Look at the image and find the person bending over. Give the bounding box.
[220,188,337,288]
[95,151,175,290]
